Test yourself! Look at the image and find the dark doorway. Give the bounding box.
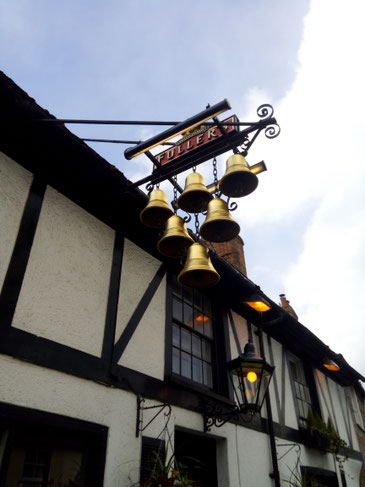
[174,430,218,487]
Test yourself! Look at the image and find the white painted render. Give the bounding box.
[277,439,362,487]
[116,238,166,379]
[0,355,142,486]
[12,185,115,356]
[228,311,249,357]
[264,335,298,429]
[0,152,32,291]
[315,370,359,451]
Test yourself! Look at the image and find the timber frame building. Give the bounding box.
[0,71,364,486]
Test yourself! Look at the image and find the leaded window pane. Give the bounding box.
[203,362,213,388]
[173,297,183,322]
[172,324,180,347]
[194,310,205,333]
[202,341,211,362]
[183,302,194,327]
[192,357,203,383]
[192,335,201,358]
[181,352,191,379]
[181,328,191,353]
[171,279,214,389]
[204,317,213,338]
[172,348,180,374]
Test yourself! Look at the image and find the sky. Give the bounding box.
[1,0,364,375]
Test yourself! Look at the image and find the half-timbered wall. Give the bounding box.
[0,150,363,486]
[0,153,32,290]
[12,185,115,356]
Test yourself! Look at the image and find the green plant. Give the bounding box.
[306,412,352,462]
[134,451,197,487]
[282,468,310,487]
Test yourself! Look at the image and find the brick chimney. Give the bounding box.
[209,236,247,276]
[279,293,298,320]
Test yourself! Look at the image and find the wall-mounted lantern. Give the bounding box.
[204,340,274,431]
[323,357,340,371]
[244,294,271,312]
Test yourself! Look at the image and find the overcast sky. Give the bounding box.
[1,0,364,375]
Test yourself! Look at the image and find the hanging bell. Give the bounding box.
[157,215,194,258]
[200,198,240,242]
[177,172,213,213]
[218,154,258,198]
[178,242,220,288]
[140,189,173,228]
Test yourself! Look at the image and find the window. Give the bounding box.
[301,466,339,487]
[289,356,313,428]
[170,275,214,388]
[0,404,107,487]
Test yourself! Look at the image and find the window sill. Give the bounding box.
[166,373,235,408]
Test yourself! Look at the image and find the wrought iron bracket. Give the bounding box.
[136,395,172,438]
[202,400,254,432]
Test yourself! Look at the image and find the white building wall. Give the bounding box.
[0,353,279,487]
[276,439,362,487]
[263,335,298,429]
[315,370,359,451]
[0,152,32,290]
[0,355,140,486]
[116,238,166,380]
[12,185,115,357]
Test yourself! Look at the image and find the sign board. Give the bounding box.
[154,116,239,169]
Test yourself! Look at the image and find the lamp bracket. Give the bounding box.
[136,395,172,438]
[202,400,254,432]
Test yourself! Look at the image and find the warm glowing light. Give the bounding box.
[323,360,340,371]
[247,371,257,383]
[246,301,271,312]
[195,314,209,323]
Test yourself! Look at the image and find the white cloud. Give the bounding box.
[242,0,365,374]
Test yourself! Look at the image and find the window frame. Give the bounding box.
[287,353,321,429]
[0,402,107,487]
[165,272,230,397]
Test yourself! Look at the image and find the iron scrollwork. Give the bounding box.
[145,183,154,194]
[136,395,172,438]
[203,399,256,432]
[256,104,280,139]
[227,198,238,212]
[183,213,192,224]
[257,104,274,120]
[203,401,240,432]
[264,123,281,139]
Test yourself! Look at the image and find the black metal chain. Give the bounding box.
[212,157,218,196]
[173,175,178,214]
[194,213,200,238]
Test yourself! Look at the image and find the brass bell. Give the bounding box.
[219,154,258,198]
[200,198,240,242]
[140,189,173,228]
[157,215,194,258]
[177,172,213,213]
[178,242,220,288]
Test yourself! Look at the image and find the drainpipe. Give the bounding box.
[257,327,281,487]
